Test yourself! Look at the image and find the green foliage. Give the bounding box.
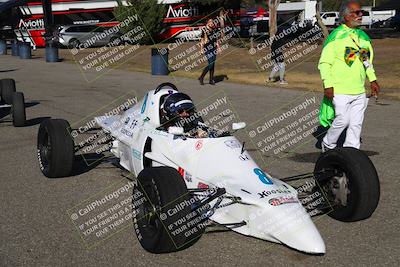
[113,0,165,44]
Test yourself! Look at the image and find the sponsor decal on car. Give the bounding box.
[268,196,298,206]
[258,188,292,198]
[254,168,273,185]
[141,93,148,114]
[129,119,138,129]
[224,140,241,149]
[185,172,193,183]
[195,140,203,150]
[132,149,142,160]
[149,129,169,137]
[120,128,133,137]
[197,182,209,189]
[178,167,185,177]
[239,154,250,161]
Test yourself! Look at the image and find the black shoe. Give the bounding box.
[198,77,204,85]
[209,80,215,85]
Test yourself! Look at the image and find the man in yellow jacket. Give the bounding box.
[319,0,380,151]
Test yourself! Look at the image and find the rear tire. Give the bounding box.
[314,147,380,222]
[133,167,204,253]
[37,119,74,178]
[11,92,26,127]
[1,78,16,104]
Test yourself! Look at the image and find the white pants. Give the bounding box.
[269,62,285,81]
[323,93,368,149]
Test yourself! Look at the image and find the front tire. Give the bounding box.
[133,167,204,253]
[37,119,75,178]
[1,78,16,104]
[11,92,26,127]
[314,147,380,222]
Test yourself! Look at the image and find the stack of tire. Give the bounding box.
[0,78,26,127]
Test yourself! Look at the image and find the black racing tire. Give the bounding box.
[1,78,16,104]
[37,119,75,178]
[11,92,26,127]
[133,167,204,253]
[314,147,380,222]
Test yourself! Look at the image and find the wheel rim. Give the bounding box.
[39,131,51,171]
[320,165,351,208]
[135,180,162,238]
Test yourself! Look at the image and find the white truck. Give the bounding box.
[321,12,339,27]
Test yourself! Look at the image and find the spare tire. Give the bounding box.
[12,92,26,127]
[314,147,380,222]
[37,119,75,178]
[1,78,16,104]
[133,167,205,253]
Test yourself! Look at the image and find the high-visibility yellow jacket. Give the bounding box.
[318,24,377,95]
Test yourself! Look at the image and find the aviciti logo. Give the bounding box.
[166,4,199,18]
[18,18,44,29]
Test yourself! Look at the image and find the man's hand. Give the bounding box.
[324,87,334,99]
[371,81,380,97]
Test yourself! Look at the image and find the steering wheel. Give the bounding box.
[154,83,178,94]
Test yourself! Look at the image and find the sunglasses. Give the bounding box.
[350,10,364,16]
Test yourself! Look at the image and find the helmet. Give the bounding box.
[163,92,195,120]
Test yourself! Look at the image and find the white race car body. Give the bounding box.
[95,88,326,254]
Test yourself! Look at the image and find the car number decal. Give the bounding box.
[254,168,273,185]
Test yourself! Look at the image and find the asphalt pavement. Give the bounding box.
[0,54,399,266]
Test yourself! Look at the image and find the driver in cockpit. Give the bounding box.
[161,92,209,138]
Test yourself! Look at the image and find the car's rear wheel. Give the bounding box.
[1,78,16,104]
[314,147,380,222]
[37,119,74,178]
[133,167,204,253]
[11,92,26,127]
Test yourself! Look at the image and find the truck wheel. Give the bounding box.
[11,92,26,127]
[1,78,16,104]
[133,167,204,253]
[314,147,380,222]
[37,119,74,178]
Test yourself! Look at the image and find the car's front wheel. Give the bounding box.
[314,147,380,222]
[11,92,26,127]
[1,78,16,104]
[132,167,205,253]
[37,119,75,178]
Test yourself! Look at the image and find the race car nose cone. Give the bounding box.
[271,211,326,254]
[264,204,326,254]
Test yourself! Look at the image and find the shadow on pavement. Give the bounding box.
[24,116,51,127]
[70,153,105,176]
[0,69,18,73]
[214,75,229,84]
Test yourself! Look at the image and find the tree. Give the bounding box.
[113,0,165,44]
[268,0,281,37]
[316,0,329,39]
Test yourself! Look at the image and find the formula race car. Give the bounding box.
[36,83,380,254]
[0,78,26,127]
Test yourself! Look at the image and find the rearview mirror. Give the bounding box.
[168,126,184,135]
[232,122,246,131]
